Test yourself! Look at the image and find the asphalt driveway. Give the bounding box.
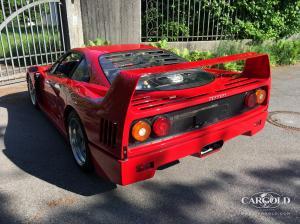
[0,65,299,224]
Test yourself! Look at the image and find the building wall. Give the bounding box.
[80,0,141,44]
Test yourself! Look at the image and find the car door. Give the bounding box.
[44,52,82,125]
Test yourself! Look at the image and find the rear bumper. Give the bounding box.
[90,108,268,185]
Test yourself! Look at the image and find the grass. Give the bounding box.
[0,26,62,66]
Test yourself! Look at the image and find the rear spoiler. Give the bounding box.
[99,52,270,159]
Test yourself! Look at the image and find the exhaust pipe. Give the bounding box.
[193,140,224,158]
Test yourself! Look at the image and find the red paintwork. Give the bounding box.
[27,44,271,185]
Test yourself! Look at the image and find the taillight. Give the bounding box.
[153,116,171,137]
[131,120,151,142]
[245,88,267,107]
[255,89,267,104]
[245,92,257,108]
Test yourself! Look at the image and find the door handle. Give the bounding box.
[53,83,61,91]
[45,80,51,86]
[49,82,61,95]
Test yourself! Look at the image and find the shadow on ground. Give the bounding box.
[0,91,299,224]
[0,192,22,224]
[0,91,116,196]
[45,161,298,224]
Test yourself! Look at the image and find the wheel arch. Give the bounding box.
[63,106,93,171]
[64,106,89,138]
[63,105,76,132]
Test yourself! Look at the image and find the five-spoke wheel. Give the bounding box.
[27,76,38,107]
[68,111,92,171]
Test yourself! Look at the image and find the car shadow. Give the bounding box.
[16,161,298,224]
[0,91,116,196]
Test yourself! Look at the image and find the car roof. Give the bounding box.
[73,44,157,56]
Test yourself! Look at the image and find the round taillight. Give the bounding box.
[132,120,151,142]
[256,89,267,104]
[153,117,171,137]
[245,92,257,108]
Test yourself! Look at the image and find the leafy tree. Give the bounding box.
[232,0,300,41]
[200,0,300,41]
[0,0,50,25]
[142,0,300,41]
[0,0,23,24]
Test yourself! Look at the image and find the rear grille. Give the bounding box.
[132,93,209,110]
[217,77,260,92]
[224,77,250,85]
[99,118,118,148]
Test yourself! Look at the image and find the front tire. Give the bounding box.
[27,76,39,109]
[67,111,92,171]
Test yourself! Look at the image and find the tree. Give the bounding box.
[232,0,300,41]
[0,0,50,25]
[141,0,300,41]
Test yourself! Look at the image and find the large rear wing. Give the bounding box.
[99,52,270,159]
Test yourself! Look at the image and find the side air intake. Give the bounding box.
[99,118,118,148]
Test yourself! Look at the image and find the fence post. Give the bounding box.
[61,0,84,49]
[80,0,141,44]
[120,0,141,43]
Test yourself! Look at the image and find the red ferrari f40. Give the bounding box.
[27,44,271,185]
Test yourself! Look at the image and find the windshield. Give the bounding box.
[99,49,186,83]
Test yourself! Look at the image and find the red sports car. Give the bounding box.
[26,44,271,185]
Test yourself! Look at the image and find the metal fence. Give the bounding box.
[141,0,239,42]
[0,0,65,85]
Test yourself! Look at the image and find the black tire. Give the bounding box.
[27,76,39,109]
[67,110,93,171]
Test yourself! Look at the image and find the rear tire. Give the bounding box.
[67,111,93,171]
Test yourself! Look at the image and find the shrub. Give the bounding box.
[214,41,250,57]
[88,38,300,69]
[150,39,300,69]
[268,40,300,65]
[160,22,189,41]
[248,40,300,65]
[186,51,214,61]
[86,38,110,46]
[149,39,168,49]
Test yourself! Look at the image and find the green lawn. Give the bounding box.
[0,26,62,66]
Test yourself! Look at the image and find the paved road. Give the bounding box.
[0,65,299,224]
